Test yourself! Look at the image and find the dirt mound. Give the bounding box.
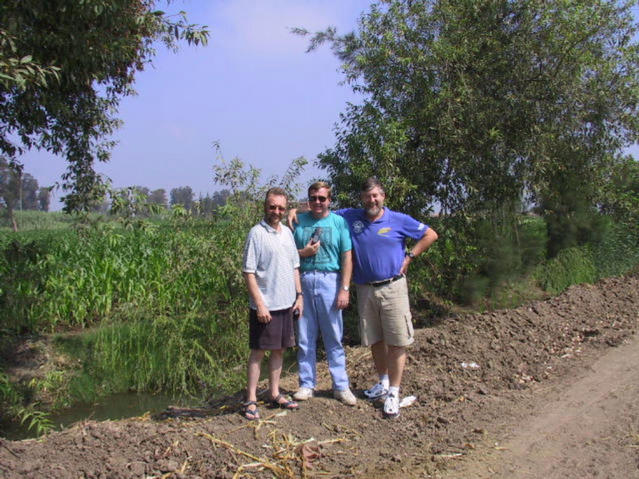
[1,275,638,478]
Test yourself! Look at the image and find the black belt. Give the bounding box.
[367,274,404,287]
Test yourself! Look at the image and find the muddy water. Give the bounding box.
[3,350,300,440]
[3,349,300,440]
[2,392,183,440]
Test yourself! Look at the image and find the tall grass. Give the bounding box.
[49,309,247,402]
[0,210,76,232]
[534,220,639,295]
[533,246,598,295]
[0,207,257,400]
[0,371,53,436]
[0,219,247,331]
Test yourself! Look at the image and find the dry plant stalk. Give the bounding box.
[197,427,350,478]
[197,431,292,478]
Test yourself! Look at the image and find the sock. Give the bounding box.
[379,374,389,388]
[388,386,400,397]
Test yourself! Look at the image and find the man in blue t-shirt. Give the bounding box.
[335,177,438,418]
[291,181,357,406]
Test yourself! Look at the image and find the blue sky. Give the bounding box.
[24,0,374,209]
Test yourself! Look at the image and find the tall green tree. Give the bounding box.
[148,188,168,208]
[37,186,51,212]
[170,186,194,211]
[20,173,39,210]
[301,0,639,224]
[0,158,21,230]
[0,1,208,212]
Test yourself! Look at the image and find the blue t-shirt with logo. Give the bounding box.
[335,208,429,284]
[293,212,352,272]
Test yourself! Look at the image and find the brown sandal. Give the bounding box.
[242,401,260,420]
[269,393,299,410]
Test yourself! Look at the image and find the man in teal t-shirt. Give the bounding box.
[291,181,357,406]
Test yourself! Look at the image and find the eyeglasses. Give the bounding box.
[309,195,328,203]
[268,205,286,212]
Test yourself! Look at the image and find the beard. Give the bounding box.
[266,212,283,226]
[365,204,382,217]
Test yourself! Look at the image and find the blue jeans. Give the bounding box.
[296,271,349,391]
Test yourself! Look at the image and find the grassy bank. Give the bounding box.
[0,208,257,434]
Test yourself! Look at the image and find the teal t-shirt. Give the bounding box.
[293,212,352,272]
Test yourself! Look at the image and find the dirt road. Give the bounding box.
[1,274,638,478]
[443,332,639,479]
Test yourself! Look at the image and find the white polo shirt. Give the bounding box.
[242,220,300,311]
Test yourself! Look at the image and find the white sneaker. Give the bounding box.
[383,391,400,418]
[292,387,314,401]
[363,381,388,399]
[334,388,357,406]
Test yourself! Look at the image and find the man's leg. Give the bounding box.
[383,345,405,418]
[268,348,284,399]
[370,341,388,377]
[386,345,406,388]
[297,273,319,390]
[247,349,266,402]
[379,277,413,418]
[316,273,349,391]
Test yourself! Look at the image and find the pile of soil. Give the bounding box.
[1,274,638,478]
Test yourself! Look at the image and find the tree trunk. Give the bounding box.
[8,205,18,232]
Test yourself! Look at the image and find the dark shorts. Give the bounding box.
[249,307,296,350]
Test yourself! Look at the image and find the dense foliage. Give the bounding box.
[302,0,639,217]
[0,0,208,211]
[295,0,639,297]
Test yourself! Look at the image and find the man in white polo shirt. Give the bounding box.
[241,187,304,420]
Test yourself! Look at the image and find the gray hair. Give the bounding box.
[360,177,384,194]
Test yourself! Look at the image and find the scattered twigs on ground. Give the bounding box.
[197,427,349,478]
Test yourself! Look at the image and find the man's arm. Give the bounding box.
[243,272,271,323]
[400,227,439,275]
[292,268,303,317]
[287,205,309,231]
[336,249,352,310]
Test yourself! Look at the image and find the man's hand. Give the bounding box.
[299,237,320,258]
[256,304,272,323]
[336,288,350,309]
[293,296,303,319]
[287,208,299,230]
[399,256,412,275]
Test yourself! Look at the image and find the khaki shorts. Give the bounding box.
[355,276,414,347]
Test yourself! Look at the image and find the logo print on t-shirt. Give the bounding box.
[352,220,365,234]
[377,227,391,236]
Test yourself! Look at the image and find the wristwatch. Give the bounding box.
[405,251,416,259]
[341,286,349,292]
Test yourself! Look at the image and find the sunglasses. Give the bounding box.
[268,205,286,212]
[308,195,328,203]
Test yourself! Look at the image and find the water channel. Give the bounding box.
[2,392,187,441]
[2,350,299,441]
